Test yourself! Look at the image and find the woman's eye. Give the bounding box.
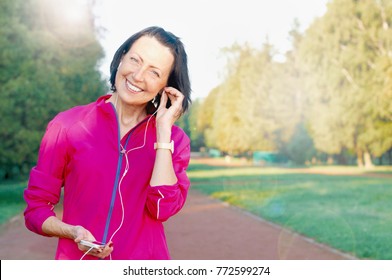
[151,70,160,78]
[130,57,139,63]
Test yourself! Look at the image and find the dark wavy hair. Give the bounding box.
[109,26,192,115]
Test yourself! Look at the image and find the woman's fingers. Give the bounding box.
[158,90,168,111]
[163,87,184,116]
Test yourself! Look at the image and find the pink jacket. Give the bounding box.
[24,95,191,260]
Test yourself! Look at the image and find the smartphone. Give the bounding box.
[80,240,106,249]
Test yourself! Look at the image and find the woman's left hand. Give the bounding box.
[156,87,184,128]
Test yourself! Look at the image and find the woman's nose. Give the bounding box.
[132,67,145,82]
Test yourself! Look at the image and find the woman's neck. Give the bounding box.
[109,93,148,138]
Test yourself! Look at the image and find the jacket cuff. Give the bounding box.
[146,183,186,221]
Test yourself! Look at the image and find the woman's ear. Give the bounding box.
[118,53,126,69]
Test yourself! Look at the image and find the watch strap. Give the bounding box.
[154,140,174,154]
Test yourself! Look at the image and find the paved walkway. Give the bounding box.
[0,190,355,260]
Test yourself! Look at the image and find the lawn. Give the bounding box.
[189,162,392,260]
[0,181,27,225]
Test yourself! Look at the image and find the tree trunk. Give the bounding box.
[356,149,364,167]
[364,151,374,169]
[327,155,334,165]
[337,152,348,165]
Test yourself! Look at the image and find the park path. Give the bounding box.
[0,189,355,260]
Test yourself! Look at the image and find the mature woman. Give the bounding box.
[24,26,192,260]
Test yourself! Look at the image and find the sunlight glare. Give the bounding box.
[62,0,89,25]
[40,0,93,47]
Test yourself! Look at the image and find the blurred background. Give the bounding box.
[1,0,392,260]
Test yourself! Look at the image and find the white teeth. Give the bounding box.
[126,81,142,92]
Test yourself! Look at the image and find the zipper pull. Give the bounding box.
[120,144,126,155]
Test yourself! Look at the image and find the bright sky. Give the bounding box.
[94,0,330,100]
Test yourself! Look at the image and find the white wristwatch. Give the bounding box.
[154,140,174,154]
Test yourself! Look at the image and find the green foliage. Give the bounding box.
[188,99,205,151]
[199,34,309,162]
[176,99,205,152]
[279,123,316,165]
[298,0,392,166]
[0,0,108,179]
[201,43,286,154]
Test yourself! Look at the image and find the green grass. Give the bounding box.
[0,181,27,225]
[189,163,392,260]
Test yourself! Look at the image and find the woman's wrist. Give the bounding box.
[156,125,172,143]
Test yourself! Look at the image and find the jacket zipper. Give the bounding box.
[101,106,151,244]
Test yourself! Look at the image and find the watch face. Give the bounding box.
[170,140,174,153]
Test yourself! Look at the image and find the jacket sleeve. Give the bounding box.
[145,130,191,222]
[23,119,68,236]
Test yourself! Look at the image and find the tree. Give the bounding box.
[202,43,282,155]
[0,0,107,179]
[213,45,260,154]
[298,0,392,167]
[187,98,205,151]
[198,86,220,150]
[175,98,205,152]
[200,37,307,158]
[273,19,318,164]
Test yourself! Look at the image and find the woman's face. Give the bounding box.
[115,36,174,107]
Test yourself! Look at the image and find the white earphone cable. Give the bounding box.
[107,108,160,254]
[80,99,161,260]
[80,245,95,260]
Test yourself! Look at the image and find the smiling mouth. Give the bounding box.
[126,80,143,93]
